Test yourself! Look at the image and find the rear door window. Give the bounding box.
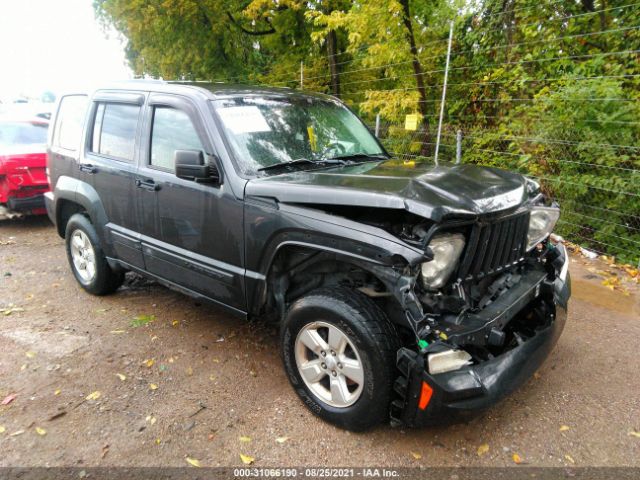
[91,102,140,161]
[53,95,87,151]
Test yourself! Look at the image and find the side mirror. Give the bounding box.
[174,150,221,183]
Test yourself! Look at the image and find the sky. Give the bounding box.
[0,0,132,102]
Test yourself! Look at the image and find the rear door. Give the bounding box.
[81,92,145,268]
[136,93,246,312]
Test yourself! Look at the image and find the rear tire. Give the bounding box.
[281,286,400,431]
[64,213,124,295]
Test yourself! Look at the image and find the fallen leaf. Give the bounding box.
[116,373,126,382]
[25,351,36,358]
[149,383,158,391]
[477,443,489,456]
[410,451,422,460]
[240,454,255,465]
[1,393,17,405]
[96,308,108,313]
[186,457,201,468]
[155,438,161,445]
[146,415,157,425]
[86,391,101,401]
[54,389,61,396]
[512,453,523,464]
[0,425,5,433]
[150,336,158,342]
[35,427,47,436]
[1,306,24,316]
[249,370,257,377]
[628,431,640,438]
[110,330,126,334]
[172,320,179,327]
[143,359,155,368]
[130,314,156,327]
[212,358,220,363]
[20,364,27,371]
[565,454,575,464]
[275,436,289,444]
[101,444,109,459]
[239,436,251,443]
[186,366,193,376]
[559,425,570,432]
[10,430,24,436]
[601,275,621,291]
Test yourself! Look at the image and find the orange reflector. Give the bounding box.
[418,381,433,410]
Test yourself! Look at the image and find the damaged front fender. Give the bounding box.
[243,199,430,330]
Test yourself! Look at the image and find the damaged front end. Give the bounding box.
[388,208,570,427]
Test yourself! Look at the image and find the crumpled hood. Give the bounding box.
[245,160,531,221]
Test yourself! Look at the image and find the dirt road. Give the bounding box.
[1,216,639,468]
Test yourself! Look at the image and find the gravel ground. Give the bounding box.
[0,216,639,468]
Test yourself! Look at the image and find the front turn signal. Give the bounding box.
[418,381,433,410]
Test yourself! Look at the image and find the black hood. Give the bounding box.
[245,160,531,221]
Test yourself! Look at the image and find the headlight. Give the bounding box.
[421,233,465,289]
[527,207,560,250]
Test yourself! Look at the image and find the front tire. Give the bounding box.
[64,213,124,295]
[281,287,400,431]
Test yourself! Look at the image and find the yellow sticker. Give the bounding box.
[404,114,419,131]
[307,125,317,151]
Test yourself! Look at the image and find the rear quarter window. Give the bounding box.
[53,95,88,151]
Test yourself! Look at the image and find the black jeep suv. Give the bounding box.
[46,81,570,431]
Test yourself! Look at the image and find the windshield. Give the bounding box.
[212,96,385,175]
[0,121,48,148]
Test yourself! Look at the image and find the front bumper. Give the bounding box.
[392,244,571,427]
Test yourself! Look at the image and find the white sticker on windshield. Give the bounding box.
[217,106,271,134]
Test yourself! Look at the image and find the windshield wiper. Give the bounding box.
[257,157,345,172]
[328,152,389,162]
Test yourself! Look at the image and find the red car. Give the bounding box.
[0,117,50,219]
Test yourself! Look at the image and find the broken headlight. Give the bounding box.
[421,233,465,289]
[527,207,560,250]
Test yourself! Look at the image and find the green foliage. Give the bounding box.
[95,0,640,263]
[464,78,640,262]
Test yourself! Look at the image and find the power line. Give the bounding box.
[339,74,640,97]
[562,210,640,233]
[440,132,640,152]
[501,1,640,32]
[558,219,640,245]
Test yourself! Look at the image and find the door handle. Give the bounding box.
[135,178,160,191]
[78,163,97,174]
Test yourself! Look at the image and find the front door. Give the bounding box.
[136,94,245,312]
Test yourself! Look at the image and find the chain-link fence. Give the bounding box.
[278,2,640,267]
